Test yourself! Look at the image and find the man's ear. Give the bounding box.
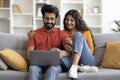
[56,17,58,20]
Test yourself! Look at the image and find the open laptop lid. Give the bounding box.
[30,50,60,66]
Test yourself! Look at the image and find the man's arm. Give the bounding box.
[26,47,34,61]
[27,30,35,61]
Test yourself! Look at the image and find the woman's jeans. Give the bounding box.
[28,65,63,80]
[61,32,95,69]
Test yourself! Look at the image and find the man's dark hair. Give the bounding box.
[41,4,59,18]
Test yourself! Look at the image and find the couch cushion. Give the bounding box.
[56,68,120,80]
[0,48,28,72]
[0,70,27,80]
[76,68,120,80]
[100,41,120,69]
[0,57,8,70]
[93,32,120,66]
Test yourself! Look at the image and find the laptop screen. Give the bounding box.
[30,50,60,66]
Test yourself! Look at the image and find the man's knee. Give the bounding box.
[29,65,40,73]
[48,66,58,71]
[47,66,62,73]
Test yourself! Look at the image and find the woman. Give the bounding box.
[27,9,98,79]
[62,9,98,78]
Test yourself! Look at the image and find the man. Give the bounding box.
[26,4,72,80]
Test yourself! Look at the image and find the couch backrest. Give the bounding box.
[1,32,120,66]
[0,32,28,58]
[93,32,120,66]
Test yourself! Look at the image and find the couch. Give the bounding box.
[0,32,120,80]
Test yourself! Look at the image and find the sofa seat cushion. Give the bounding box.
[77,68,120,80]
[56,68,120,80]
[0,70,27,80]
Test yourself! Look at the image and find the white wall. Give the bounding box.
[102,0,120,33]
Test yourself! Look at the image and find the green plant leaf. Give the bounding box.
[112,20,120,32]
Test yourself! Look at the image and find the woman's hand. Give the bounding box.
[63,38,72,53]
[27,30,35,37]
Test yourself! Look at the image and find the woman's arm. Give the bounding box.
[27,30,35,37]
[62,38,73,57]
[84,31,94,54]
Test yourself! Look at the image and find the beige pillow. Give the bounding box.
[0,48,28,72]
[100,41,120,69]
[0,57,8,70]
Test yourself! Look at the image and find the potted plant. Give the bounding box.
[112,20,120,32]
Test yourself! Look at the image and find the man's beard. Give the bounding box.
[44,23,55,30]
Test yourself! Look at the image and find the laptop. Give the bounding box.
[30,50,60,66]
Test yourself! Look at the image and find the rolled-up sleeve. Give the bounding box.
[28,36,35,47]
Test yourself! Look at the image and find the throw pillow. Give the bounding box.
[0,48,28,72]
[100,41,120,69]
[0,57,8,70]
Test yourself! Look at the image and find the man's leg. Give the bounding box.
[28,65,44,80]
[44,65,62,80]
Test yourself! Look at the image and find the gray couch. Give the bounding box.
[0,32,120,80]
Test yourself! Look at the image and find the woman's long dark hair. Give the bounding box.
[63,9,90,31]
[63,9,94,49]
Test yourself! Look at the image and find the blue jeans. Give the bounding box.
[28,65,62,80]
[61,32,95,70]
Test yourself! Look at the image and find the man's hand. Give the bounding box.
[27,30,35,37]
[50,48,71,58]
[55,48,65,58]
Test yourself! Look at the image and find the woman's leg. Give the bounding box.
[72,32,95,66]
[28,65,44,80]
[68,32,97,78]
[60,57,72,71]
